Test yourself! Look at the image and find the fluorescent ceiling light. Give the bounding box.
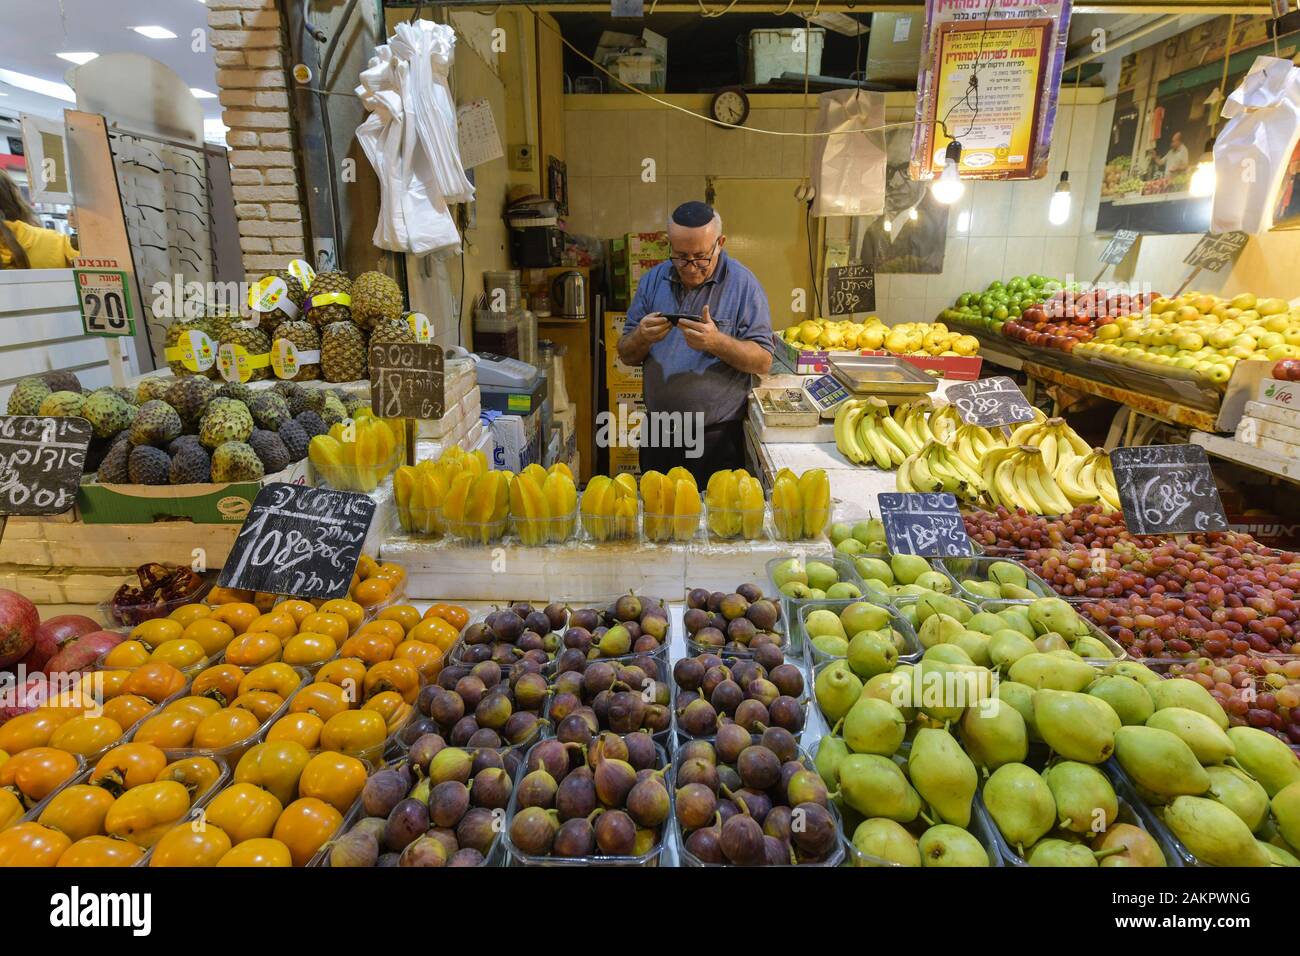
[0,68,76,102]
[190,88,216,99]
[132,26,178,40]
[57,52,99,65]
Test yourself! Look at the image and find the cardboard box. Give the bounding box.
[609,447,640,477]
[625,232,670,259]
[77,461,308,525]
[1255,378,1300,412]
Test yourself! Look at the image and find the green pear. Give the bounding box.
[965,612,1006,636]
[864,671,917,721]
[918,824,990,867]
[918,612,966,649]
[1043,761,1118,833]
[815,733,850,789]
[988,629,1037,671]
[1162,795,1271,867]
[1260,841,1300,866]
[847,631,899,679]
[809,588,827,600]
[779,581,814,600]
[998,681,1040,741]
[912,661,966,723]
[1206,765,1270,832]
[1033,633,1071,653]
[891,553,931,586]
[1071,635,1114,660]
[805,560,840,592]
[852,517,885,547]
[1000,584,1039,600]
[908,727,976,827]
[836,754,922,822]
[861,579,892,604]
[1087,675,1154,726]
[850,818,920,866]
[1093,823,1167,867]
[828,521,854,546]
[915,592,972,624]
[826,581,863,600]
[812,635,849,659]
[1113,726,1210,800]
[962,580,1002,600]
[1105,660,1163,687]
[995,607,1035,639]
[805,608,847,640]
[914,571,953,594]
[1035,689,1121,763]
[843,697,906,756]
[814,660,863,725]
[771,557,808,588]
[1146,708,1234,765]
[949,631,991,667]
[897,604,918,630]
[1226,727,1300,797]
[983,763,1056,852]
[1007,652,1096,693]
[1027,838,1102,867]
[923,644,974,667]
[960,698,1028,771]
[988,561,1028,589]
[1027,596,1085,637]
[853,556,893,586]
[841,601,890,634]
[1147,678,1229,729]
[1271,780,1300,848]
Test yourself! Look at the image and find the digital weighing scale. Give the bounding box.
[802,374,852,419]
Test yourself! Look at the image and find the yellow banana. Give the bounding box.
[1038,430,1059,474]
[1023,448,1072,515]
[858,415,894,470]
[895,455,915,493]
[906,448,942,493]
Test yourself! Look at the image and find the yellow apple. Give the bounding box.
[1264,314,1290,333]
[1258,297,1287,316]
[1205,363,1232,384]
[1284,327,1300,347]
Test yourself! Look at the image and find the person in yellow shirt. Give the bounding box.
[0,170,77,269]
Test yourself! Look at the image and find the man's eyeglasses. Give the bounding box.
[669,239,719,269]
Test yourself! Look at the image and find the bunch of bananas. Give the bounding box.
[835,397,922,469]
[442,468,511,543]
[509,462,578,545]
[641,468,702,542]
[580,472,639,541]
[307,409,401,492]
[980,445,1078,515]
[704,468,765,539]
[392,446,489,536]
[897,422,1005,497]
[1057,448,1121,511]
[771,467,830,541]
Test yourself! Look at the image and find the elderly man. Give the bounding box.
[617,201,774,483]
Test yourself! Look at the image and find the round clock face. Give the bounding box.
[712,90,748,127]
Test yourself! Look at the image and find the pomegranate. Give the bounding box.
[44,630,124,675]
[0,672,52,723]
[20,615,100,673]
[0,589,39,668]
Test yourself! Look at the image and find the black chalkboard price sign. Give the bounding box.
[879,492,973,557]
[945,376,1037,428]
[219,482,377,601]
[0,416,93,516]
[1109,444,1227,536]
[369,342,445,420]
[1099,229,1139,265]
[826,264,876,317]
[1182,231,1248,273]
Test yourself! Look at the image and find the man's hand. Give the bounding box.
[618,311,671,366]
[678,306,722,354]
[637,311,673,344]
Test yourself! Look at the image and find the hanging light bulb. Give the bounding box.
[908,206,919,221]
[883,218,893,233]
[931,140,965,205]
[1048,171,1072,225]
[1190,139,1217,198]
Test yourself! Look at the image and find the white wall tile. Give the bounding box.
[566,174,594,234]
[968,180,1012,237]
[962,236,1007,289]
[627,179,668,233]
[627,111,668,179]
[588,112,630,178]
[565,112,594,177]
[667,110,709,176]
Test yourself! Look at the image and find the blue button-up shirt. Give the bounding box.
[623,251,774,427]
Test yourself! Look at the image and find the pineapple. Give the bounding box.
[351,271,404,330]
[218,324,273,382]
[369,317,416,345]
[271,320,322,381]
[307,270,352,327]
[320,321,367,382]
[270,268,307,310]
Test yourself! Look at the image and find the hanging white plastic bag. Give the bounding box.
[811,89,887,217]
[1211,55,1300,234]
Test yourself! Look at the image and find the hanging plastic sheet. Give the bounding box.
[811,89,887,218]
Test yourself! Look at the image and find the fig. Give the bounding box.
[448,848,485,866]
[471,749,505,776]
[718,764,743,795]
[760,727,798,763]
[351,817,387,845]
[768,696,804,733]
[525,610,551,636]
[627,776,670,827]
[748,678,780,709]
[614,593,642,622]
[738,745,781,790]
[679,699,718,737]
[594,808,637,855]
[583,661,618,695]
[492,644,522,666]
[425,827,459,858]
[716,722,752,765]
[590,732,629,766]
[556,771,598,821]
[633,635,661,654]
[734,788,773,824]
[544,603,568,631]
[437,665,471,689]
[408,734,446,774]
[720,813,765,865]
[456,807,497,854]
[687,588,711,610]
[642,704,671,733]
[466,728,501,748]
[734,699,770,732]
[594,757,637,806]
[475,691,513,730]
[556,648,587,673]
[591,689,613,725]
[570,608,599,631]
[470,767,512,810]
[384,798,430,852]
[503,711,543,745]
[512,672,548,711]
[674,657,706,691]
[376,852,401,867]
[510,806,558,856]
[770,663,804,698]
[553,818,596,857]
[727,617,757,645]
[462,622,492,645]
[694,626,725,648]
[685,820,724,862]
[399,835,448,867]
[557,712,596,746]
[494,612,524,641]
[518,769,559,809]
[678,739,716,766]
[328,829,379,867]
[754,642,784,672]
[398,717,440,748]
[449,716,480,746]
[471,660,502,688]
[625,732,658,770]
[787,769,829,807]
[428,781,470,828]
[764,835,794,865]
[417,683,442,717]
[607,691,647,733]
[764,805,794,843]
[454,675,487,709]
[676,757,720,793]
[362,769,408,818]
[736,582,764,603]
[700,665,730,698]
[676,781,719,830]
[548,691,581,723]
[517,631,544,653]
[428,747,473,785]
[791,802,837,857]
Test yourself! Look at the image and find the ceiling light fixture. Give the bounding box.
[1049,172,1072,225]
[57,52,99,65]
[132,26,178,40]
[931,140,965,205]
[0,68,76,102]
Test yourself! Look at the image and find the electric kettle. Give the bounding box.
[551,270,587,321]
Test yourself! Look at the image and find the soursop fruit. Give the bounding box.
[81,391,138,439]
[41,371,82,393]
[351,271,404,330]
[135,378,173,404]
[320,321,367,382]
[277,419,309,461]
[165,376,218,428]
[130,400,183,445]
[249,429,291,474]
[168,434,203,456]
[199,401,255,449]
[295,410,327,438]
[270,320,321,382]
[97,439,132,484]
[211,441,265,482]
[38,391,87,418]
[319,393,348,426]
[128,445,171,485]
[169,442,212,484]
[7,377,52,415]
[216,381,255,405]
[249,392,291,431]
[306,271,353,327]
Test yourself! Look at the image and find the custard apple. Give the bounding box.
[294,410,327,439]
[211,441,265,482]
[277,419,309,461]
[8,377,52,415]
[248,429,291,474]
[38,391,86,418]
[169,442,212,484]
[128,445,171,485]
[165,376,217,428]
[130,400,183,445]
[81,391,138,439]
[97,439,131,484]
[199,401,255,449]
[249,392,291,431]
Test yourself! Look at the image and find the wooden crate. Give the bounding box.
[0,516,240,570]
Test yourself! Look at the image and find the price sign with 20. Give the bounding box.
[73,268,136,337]
[1109,444,1228,536]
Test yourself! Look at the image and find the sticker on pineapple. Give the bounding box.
[165,329,217,372]
[310,291,351,310]
[288,259,316,289]
[271,339,321,379]
[406,312,432,343]
[248,276,299,319]
[218,342,271,383]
